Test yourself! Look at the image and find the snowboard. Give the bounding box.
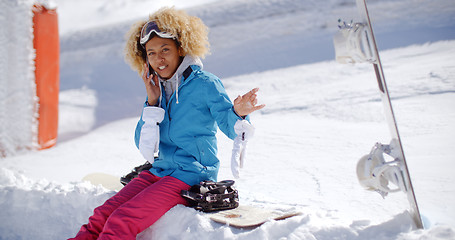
[333,0,423,229]
[82,172,124,191]
[208,205,301,228]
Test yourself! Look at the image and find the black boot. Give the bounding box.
[181,180,239,212]
[120,161,153,186]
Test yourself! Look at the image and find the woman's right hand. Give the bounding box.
[142,63,161,106]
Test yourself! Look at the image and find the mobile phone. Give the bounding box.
[146,58,153,78]
[149,65,155,78]
[146,58,157,86]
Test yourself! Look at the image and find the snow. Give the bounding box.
[1,0,455,239]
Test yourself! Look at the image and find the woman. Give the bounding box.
[70,7,264,240]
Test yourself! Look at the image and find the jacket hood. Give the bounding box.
[159,55,203,104]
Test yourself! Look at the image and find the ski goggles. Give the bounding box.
[140,21,176,45]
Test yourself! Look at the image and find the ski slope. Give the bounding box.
[1,0,455,239]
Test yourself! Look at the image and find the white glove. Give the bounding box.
[231,120,255,178]
[138,107,165,164]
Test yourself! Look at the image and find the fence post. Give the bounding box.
[32,4,59,149]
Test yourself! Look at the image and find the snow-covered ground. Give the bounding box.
[1,0,455,239]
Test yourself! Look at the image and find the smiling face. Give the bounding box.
[145,36,182,79]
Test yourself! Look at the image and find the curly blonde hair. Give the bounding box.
[124,7,210,75]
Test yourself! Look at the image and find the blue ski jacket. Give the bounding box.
[134,63,246,186]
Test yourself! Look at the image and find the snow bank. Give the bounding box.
[0,168,113,240]
[1,168,453,240]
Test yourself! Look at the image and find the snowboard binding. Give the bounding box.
[333,19,376,64]
[120,161,153,186]
[357,140,407,198]
[181,180,239,212]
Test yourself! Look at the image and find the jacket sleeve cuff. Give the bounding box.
[145,100,159,107]
[233,107,250,121]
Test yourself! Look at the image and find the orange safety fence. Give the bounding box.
[32,4,59,150]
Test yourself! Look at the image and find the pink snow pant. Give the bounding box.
[69,170,190,240]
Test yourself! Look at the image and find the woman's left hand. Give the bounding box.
[233,88,265,117]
